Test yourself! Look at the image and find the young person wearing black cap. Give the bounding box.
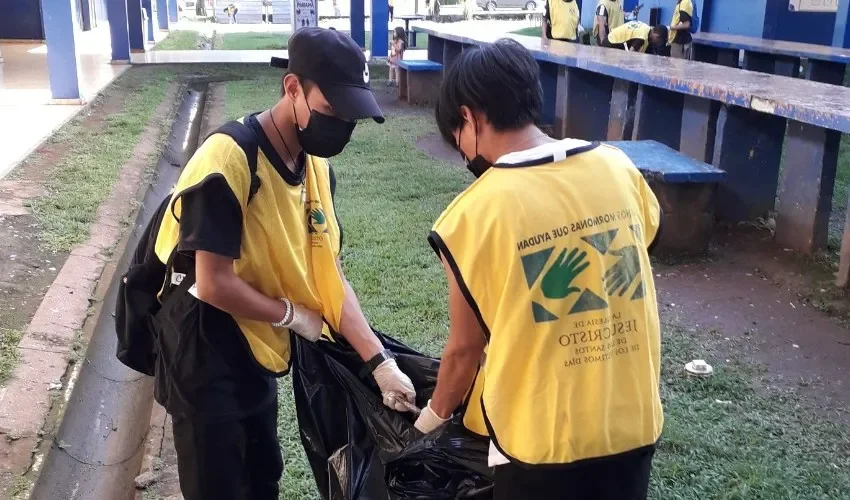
[152,28,417,500]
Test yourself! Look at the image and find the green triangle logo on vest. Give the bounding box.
[521,247,554,288]
[532,301,559,323]
[581,229,619,255]
[568,289,609,315]
[631,280,645,300]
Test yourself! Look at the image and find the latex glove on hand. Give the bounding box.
[284,302,324,342]
[372,359,416,412]
[414,400,450,434]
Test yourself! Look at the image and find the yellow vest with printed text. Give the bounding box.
[154,123,345,375]
[670,0,694,45]
[549,0,580,41]
[608,21,652,52]
[431,142,664,466]
[593,0,625,40]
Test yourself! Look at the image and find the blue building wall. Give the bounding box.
[0,0,44,39]
[763,1,836,45]
[702,0,766,37]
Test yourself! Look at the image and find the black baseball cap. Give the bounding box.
[271,28,385,124]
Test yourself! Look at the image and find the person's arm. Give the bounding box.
[627,38,644,52]
[595,5,609,42]
[421,255,488,425]
[543,0,552,39]
[671,11,691,30]
[334,257,384,361]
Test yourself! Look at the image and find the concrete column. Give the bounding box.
[107,0,131,62]
[370,0,389,58]
[128,0,146,51]
[143,0,156,43]
[168,0,179,23]
[157,0,170,30]
[350,0,366,47]
[39,0,83,101]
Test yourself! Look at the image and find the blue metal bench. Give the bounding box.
[397,59,442,106]
[416,22,850,281]
[692,32,850,85]
[609,140,726,255]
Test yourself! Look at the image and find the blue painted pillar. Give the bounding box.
[128,0,145,51]
[157,0,170,30]
[143,0,155,43]
[168,0,179,23]
[40,0,82,100]
[370,0,389,57]
[834,0,850,48]
[107,0,131,62]
[351,0,366,47]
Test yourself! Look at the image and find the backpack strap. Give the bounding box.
[207,120,262,204]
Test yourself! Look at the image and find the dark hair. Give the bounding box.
[435,38,543,149]
[650,25,669,49]
[393,27,406,42]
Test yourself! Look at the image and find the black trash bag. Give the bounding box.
[291,331,493,500]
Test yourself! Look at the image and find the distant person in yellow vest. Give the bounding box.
[153,29,416,500]
[416,38,664,499]
[593,0,625,45]
[668,0,694,59]
[605,21,669,55]
[543,0,580,42]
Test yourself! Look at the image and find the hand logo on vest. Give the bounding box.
[308,207,328,234]
[540,248,589,300]
[604,245,640,297]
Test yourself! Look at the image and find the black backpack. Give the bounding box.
[115,120,261,376]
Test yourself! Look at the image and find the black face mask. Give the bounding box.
[458,118,492,178]
[294,99,356,158]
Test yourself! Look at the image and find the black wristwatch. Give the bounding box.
[364,349,395,375]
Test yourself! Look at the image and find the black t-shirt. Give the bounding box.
[154,114,341,422]
[675,11,692,45]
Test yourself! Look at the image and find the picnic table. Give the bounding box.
[415,22,850,284]
[397,14,426,47]
[692,32,850,85]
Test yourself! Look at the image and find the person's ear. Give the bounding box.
[283,74,302,101]
[459,105,474,126]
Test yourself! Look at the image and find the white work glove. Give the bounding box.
[284,303,324,342]
[372,359,416,412]
[414,399,450,434]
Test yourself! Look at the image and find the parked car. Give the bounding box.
[477,0,539,11]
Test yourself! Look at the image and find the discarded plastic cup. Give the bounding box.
[684,359,714,377]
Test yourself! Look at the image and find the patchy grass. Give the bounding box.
[27,68,176,251]
[225,66,850,500]
[218,32,290,50]
[154,30,203,50]
[512,26,542,36]
[215,30,427,51]
[0,329,23,383]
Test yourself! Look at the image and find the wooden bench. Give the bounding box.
[609,140,726,256]
[692,32,850,85]
[397,59,442,106]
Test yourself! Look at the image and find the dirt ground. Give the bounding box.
[416,131,850,419]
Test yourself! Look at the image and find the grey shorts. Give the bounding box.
[671,43,693,60]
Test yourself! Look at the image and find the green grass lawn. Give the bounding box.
[0,329,23,383]
[512,26,542,37]
[215,31,428,50]
[154,30,203,50]
[225,67,850,500]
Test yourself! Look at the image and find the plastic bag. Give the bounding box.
[291,331,493,500]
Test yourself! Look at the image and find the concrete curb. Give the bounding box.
[0,82,182,496]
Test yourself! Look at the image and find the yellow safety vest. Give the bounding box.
[155,122,345,375]
[593,0,625,40]
[608,21,652,52]
[431,141,664,466]
[670,0,694,45]
[549,0,580,41]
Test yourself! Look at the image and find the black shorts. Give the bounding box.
[493,445,655,500]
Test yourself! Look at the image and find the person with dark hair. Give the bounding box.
[604,21,669,55]
[416,38,664,500]
[543,0,580,42]
[153,28,417,499]
[388,26,407,86]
